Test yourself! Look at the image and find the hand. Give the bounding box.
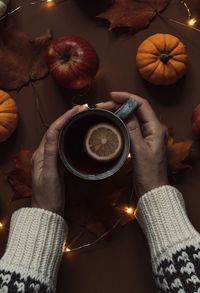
[96,92,168,197]
[31,106,81,216]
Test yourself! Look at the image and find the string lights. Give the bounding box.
[188,17,197,27]
[181,0,191,18]
[0,0,68,21]
[58,102,135,253]
[125,207,135,215]
[170,1,200,32]
[1,0,198,254]
[64,206,136,254]
[0,0,198,32]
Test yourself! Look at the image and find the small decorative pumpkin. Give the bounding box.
[0,90,18,143]
[0,0,9,17]
[136,33,188,86]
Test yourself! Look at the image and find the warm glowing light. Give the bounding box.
[65,247,71,253]
[188,18,197,26]
[0,222,3,229]
[124,207,134,215]
[46,0,55,8]
[79,104,89,112]
[128,153,131,158]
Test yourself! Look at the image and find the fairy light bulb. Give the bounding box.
[128,153,131,159]
[46,0,55,8]
[83,103,89,107]
[188,18,197,26]
[0,222,3,229]
[65,247,71,253]
[125,207,134,215]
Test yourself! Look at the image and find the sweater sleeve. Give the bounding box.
[136,185,200,293]
[0,208,67,293]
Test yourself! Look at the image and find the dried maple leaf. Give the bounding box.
[97,0,170,32]
[166,128,193,174]
[7,149,33,200]
[0,25,52,90]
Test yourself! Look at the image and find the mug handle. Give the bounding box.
[115,98,138,122]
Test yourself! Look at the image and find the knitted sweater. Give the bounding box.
[0,186,200,292]
[136,186,200,292]
[0,208,66,292]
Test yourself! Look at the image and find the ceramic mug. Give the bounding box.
[59,99,138,180]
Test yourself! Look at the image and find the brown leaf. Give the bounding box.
[166,128,193,174]
[7,149,33,200]
[97,0,170,32]
[0,25,52,90]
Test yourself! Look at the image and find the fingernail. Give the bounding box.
[96,102,104,107]
[78,105,89,112]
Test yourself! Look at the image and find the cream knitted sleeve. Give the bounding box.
[136,185,200,292]
[0,208,67,293]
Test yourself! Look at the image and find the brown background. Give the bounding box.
[0,0,200,292]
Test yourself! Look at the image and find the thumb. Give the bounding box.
[43,105,81,171]
[126,116,143,154]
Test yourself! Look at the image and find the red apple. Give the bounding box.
[46,35,99,90]
[192,104,200,135]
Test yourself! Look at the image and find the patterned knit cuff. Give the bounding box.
[136,186,200,259]
[0,208,67,291]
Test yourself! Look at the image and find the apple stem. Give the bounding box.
[60,53,71,64]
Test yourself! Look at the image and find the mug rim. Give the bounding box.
[58,108,130,181]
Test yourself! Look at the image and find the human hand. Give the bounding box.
[31,106,81,216]
[96,92,168,197]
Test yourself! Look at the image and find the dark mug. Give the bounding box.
[59,99,137,180]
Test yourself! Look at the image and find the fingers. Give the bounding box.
[127,116,143,152]
[96,92,159,126]
[43,105,81,171]
[97,97,144,153]
[33,105,80,172]
[48,105,81,135]
[111,92,159,125]
[96,101,121,112]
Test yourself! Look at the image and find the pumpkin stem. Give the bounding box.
[160,53,173,63]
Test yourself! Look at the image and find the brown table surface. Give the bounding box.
[1,0,200,292]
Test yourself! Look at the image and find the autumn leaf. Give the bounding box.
[166,128,193,174]
[97,0,170,32]
[0,25,52,90]
[7,149,33,200]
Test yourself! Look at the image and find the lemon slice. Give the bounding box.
[84,123,123,162]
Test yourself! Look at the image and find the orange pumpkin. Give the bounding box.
[0,90,18,143]
[136,33,188,86]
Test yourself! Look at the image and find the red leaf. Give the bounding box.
[7,149,33,200]
[0,25,52,90]
[97,0,170,32]
[166,128,193,174]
